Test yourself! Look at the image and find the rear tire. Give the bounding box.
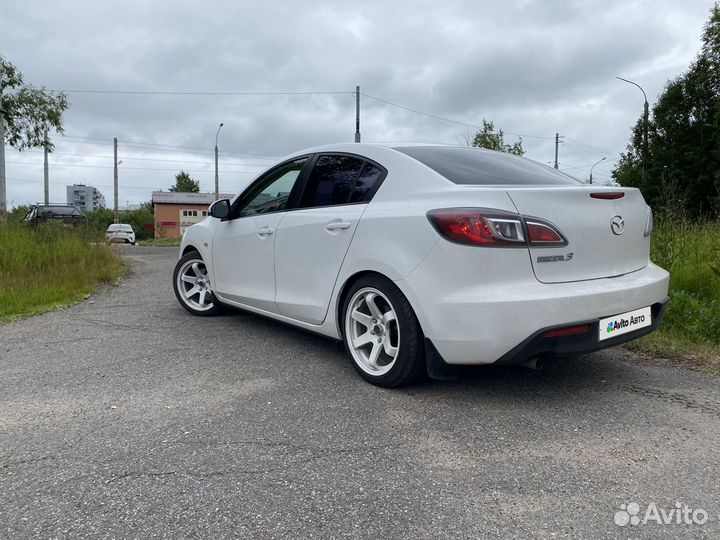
[172,251,223,316]
[341,275,425,388]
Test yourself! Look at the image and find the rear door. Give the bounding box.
[506,186,650,283]
[274,154,387,324]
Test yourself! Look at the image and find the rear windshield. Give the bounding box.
[394,146,582,186]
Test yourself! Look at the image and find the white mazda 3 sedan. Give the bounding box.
[173,144,669,387]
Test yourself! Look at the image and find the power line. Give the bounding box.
[360,93,555,140]
[38,87,616,162]
[6,160,259,174]
[24,149,267,167]
[8,177,165,191]
[560,144,598,166]
[53,89,354,96]
[563,136,619,157]
[50,136,279,161]
[560,163,594,172]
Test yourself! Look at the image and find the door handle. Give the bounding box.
[325,220,352,231]
[258,226,275,237]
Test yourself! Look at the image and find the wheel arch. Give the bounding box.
[182,244,200,256]
[335,270,425,340]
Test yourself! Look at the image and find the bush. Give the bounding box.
[85,203,155,241]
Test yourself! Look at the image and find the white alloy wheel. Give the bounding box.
[344,287,401,376]
[175,256,216,313]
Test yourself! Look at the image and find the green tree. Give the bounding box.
[613,3,720,217]
[1,57,69,151]
[84,208,114,232]
[471,119,524,156]
[85,204,155,241]
[169,170,200,193]
[122,205,155,241]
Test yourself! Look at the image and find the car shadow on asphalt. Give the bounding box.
[220,309,614,399]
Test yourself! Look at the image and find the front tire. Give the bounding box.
[342,275,425,388]
[173,251,223,316]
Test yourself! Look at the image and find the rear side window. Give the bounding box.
[299,155,388,208]
[300,155,364,208]
[394,146,582,186]
[350,163,385,203]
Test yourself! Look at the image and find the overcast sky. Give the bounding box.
[1,0,714,207]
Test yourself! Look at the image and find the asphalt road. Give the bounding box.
[1,246,719,539]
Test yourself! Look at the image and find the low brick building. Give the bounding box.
[151,191,234,238]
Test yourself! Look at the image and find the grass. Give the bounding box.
[625,217,720,375]
[139,236,181,247]
[0,221,126,321]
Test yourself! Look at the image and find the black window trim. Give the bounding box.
[292,151,388,210]
[225,151,389,220]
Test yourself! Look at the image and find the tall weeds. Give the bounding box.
[0,222,124,319]
[650,215,720,345]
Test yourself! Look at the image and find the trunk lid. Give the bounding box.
[506,186,650,283]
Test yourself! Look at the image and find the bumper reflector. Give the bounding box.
[542,324,591,338]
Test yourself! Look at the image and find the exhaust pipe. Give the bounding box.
[521,357,544,370]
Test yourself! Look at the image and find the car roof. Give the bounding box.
[36,205,85,216]
[282,142,448,157]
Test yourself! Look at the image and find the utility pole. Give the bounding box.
[214,123,223,200]
[0,69,6,214]
[554,133,561,169]
[43,131,49,205]
[113,137,119,224]
[354,85,361,143]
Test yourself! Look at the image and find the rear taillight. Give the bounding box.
[428,210,524,246]
[526,221,565,245]
[427,209,567,248]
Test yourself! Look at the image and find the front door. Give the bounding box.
[212,157,308,312]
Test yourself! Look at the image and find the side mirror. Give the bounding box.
[209,199,231,219]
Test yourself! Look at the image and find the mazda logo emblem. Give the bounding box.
[611,215,625,235]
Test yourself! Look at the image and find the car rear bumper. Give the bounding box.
[399,260,670,366]
[492,297,669,364]
[106,234,134,243]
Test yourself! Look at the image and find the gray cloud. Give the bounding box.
[0,0,714,206]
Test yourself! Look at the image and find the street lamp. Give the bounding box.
[214,123,224,200]
[589,157,606,184]
[616,76,649,186]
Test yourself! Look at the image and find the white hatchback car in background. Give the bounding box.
[173,143,669,387]
[106,223,136,245]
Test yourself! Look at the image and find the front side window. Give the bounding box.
[237,158,307,217]
[300,155,365,208]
